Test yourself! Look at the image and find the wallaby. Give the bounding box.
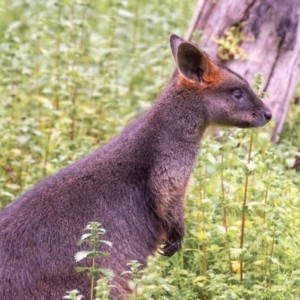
[0,34,272,299]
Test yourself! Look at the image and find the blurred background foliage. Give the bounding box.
[0,0,300,299]
[0,0,194,207]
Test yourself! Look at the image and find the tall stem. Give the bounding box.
[55,0,62,110]
[90,251,95,300]
[221,151,227,229]
[70,3,87,140]
[221,151,233,276]
[268,229,275,289]
[200,164,207,276]
[240,133,253,281]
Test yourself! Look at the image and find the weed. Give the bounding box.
[75,222,114,299]
[212,23,248,61]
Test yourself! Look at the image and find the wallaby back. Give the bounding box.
[0,34,271,299]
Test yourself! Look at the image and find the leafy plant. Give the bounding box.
[63,289,84,300]
[212,23,248,61]
[94,277,114,300]
[75,222,114,300]
[121,260,143,298]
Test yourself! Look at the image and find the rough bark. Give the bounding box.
[186,0,300,142]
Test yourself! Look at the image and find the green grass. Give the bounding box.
[0,1,300,299]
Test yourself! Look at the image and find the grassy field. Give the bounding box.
[0,1,300,299]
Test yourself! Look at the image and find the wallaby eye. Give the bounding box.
[232,89,243,101]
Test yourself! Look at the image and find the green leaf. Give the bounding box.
[217,225,226,234]
[80,233,91,241]
[117,9,134,18]
[75,266,89,273]
[17,135,30,145]
[246,162,257,171]
[1,191,15,198]
[101,240,113,247]
[98,268,114,278]
[230,248,246,259]
[99,251,110,257]
[6,183,20,190]
[128,280,137,290]
[74,251,93,262]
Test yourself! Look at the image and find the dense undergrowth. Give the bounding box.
[0,1,300,299]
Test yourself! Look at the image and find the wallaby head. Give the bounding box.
[170,34,272,128]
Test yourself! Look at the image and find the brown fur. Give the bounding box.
[0,34,272,299]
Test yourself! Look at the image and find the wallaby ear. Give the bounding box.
[177,43,208,82]
[170,34,185,62]
[170,34,209,82]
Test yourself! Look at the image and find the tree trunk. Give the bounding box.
[186,0,300,142]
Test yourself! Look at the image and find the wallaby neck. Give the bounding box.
[102,76,208,176]
[149,78,207,154]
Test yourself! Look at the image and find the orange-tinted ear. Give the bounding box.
[170,34,209,82]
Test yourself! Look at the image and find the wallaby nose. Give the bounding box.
[264,110,272,122]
